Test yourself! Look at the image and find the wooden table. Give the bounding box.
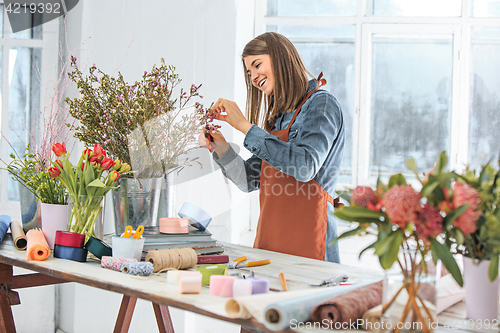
[0,235,480,333]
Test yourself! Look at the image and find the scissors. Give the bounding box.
[122,225,144,239]
[226,256,271,269]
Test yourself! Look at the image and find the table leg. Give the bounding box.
[113,295,137,333]
[0,286,16,333]
[152,303,174,333]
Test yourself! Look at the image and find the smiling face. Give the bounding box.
[244,54,275,96]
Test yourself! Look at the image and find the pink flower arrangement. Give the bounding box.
[382,185,422,228]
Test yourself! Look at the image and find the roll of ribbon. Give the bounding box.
[55,231,85,248]
[166,270,181,286]
[247,277,270,294]
[0,215,12,244]
[101,256,137,272]
[159,217,189,234]
[178,202,212,231]
[233,279,253,297]
[178,271,202,294]
[196,264,228,285]
[85,237,112,259]
[210,275,236,297]
[10,220,27,250]
[53,244,88,262]
[121,262,154,276]
[26,228,50,261]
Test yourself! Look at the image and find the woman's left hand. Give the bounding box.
[210,98,253,135]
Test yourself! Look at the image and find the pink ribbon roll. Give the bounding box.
[101,256,137,272]
[159,217,189,234]
[209,275,236,297]
[178,271,202,294]
[233,279,253,297]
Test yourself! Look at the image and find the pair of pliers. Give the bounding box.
[226,256,271,269]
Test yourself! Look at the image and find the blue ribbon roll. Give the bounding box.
[121,262,154,276]
[54,244,88,262]
[0,215,12,244]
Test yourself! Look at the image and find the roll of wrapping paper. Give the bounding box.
[10,220,27,250]
[101,256,137,272]
[85,236,112,259]
[262,280,380,331]
[311,281,383,327]
[53,244,88,262]
[26,228,50,261]
[121,262,154,276]
[0,215,12,244]
[54,231,85,248]
[196,264,228,285]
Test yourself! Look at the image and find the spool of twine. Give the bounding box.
[145,248,197,273]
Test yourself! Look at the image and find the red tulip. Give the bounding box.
[52,142,66,157]
[119,163,131,173]
[113,159,122,171]
[100,157,115,171]
[48,167,61,178]
[82,148,93,159]
[89,155,99,166]
[109,171,120,182]
[93,144,104,158]
[55,160,63,170]
[81,162,85,171]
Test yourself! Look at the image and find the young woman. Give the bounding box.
[200,32,345,263]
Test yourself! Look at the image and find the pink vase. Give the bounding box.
[463,256,500,321]
[40,203,69,249]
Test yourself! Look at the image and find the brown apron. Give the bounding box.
[253,74,335,260]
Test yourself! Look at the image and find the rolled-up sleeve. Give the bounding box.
[242,91,342,182]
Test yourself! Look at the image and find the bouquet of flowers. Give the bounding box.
[1,144,67,205]
[333,152,480,330]
[452,160,500,281]
[49,142,132,238]
[65,56,217,178]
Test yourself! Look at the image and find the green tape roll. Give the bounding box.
[85,236,112,259]
[196,264,228,285]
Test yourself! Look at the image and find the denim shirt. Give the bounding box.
[213,79,345,263]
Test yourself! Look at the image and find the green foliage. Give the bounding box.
[0,145,67,204]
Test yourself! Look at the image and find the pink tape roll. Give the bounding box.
[101,256,137,272]
[178,271,202,294]
[209,275,236,297]
[159,217,189,234]
[233,279,253,297]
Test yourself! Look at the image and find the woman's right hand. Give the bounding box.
[198,128,230,157]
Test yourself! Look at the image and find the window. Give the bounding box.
[258,0,500,188]
[0,3,59,216]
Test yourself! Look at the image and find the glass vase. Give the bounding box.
[381,250,439,333]
[67,195,105,241]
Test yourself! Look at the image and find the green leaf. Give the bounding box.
[443,204,468,228]
[87,179,105,188]
[359,241,377,259]
[489,256,499,282]
[328,225,365,246]
[405,158,420,180]
[429,238,463,287]
[434,151,448,175]
[420,179,440,198]
[379,230,404,269]
[335,206,385,219]
[337,191,351,203]
[388,174,407,187]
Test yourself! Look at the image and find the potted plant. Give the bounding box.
[332,152,476,332]
[450,161,500,320]
[64,56,216,234]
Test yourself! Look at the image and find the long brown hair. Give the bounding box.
[242,32,310,131]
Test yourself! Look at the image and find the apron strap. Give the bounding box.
[288,72,327,129]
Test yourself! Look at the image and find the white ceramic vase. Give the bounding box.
[40,203,69,249]
[463,256,500,321]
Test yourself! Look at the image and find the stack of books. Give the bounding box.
[141,226,224,255]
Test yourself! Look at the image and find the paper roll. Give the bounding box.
[361,305,382,332]
[179,271,202,294]
[0,215,12,244]
[26,228,50,261]
[196,264,228,285]
[233,279,253,297]
[210,275,236,297]
[10,220,27,250]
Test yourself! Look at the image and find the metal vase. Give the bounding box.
[112,176,163,235]
[18,183,42,233]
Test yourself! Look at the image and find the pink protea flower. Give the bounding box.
[382,185,422,228]
[351,186,376,207]
[415,203,443,241]
[452,182,481,235]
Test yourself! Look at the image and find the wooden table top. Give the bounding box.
[1,235,484,333]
